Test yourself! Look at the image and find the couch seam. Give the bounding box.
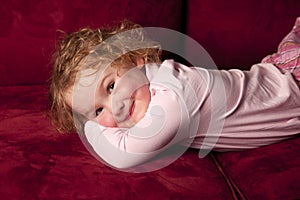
[209,153,247,200]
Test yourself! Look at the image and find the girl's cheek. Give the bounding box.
[96,113,118,127]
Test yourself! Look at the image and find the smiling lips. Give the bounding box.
[129,100,135,117]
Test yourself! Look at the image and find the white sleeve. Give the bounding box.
[84,85,190,169]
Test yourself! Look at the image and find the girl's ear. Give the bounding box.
[135,57,145,68]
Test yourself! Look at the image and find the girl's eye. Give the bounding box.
[95,107,103,116]
[107,82,115,93]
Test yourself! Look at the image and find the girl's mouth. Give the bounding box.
[129,100,135,117]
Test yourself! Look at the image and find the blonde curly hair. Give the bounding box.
[49,20,161,133]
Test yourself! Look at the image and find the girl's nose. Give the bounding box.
[111,100,126,117]
[111,99,126,121]
[110,86,128,113]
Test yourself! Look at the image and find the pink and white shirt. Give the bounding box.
[84,60,300,169]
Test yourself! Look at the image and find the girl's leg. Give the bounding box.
[262,17,300,86]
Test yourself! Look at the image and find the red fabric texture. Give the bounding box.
[0,86,232,199]
[186,0,300,69]
[215,137,300,199]
[1,0,300,199]
[0,0,183,86]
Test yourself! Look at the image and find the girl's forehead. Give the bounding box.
[77,61,114,81]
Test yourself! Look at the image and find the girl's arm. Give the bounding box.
[84,85,190,169]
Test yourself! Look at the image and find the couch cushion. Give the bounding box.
[185,0,300,69]
[0,0,183,86]
[215,136,300,199]
[0,85,234,199]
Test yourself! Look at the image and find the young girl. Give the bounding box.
[50,19,300,171]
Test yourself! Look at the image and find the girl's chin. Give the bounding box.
[117,119,136,128]
[117,114,141,128]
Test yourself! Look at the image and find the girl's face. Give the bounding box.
[68,60,151,128]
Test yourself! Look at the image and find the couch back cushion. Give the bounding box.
[185,0,300,70]
[0,0,183,86]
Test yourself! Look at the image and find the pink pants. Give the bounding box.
[262,17,300,87]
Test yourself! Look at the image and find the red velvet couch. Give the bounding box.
[1,0,299,199]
